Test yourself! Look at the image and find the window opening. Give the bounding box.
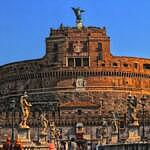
[75,58,81,67]
[143,64,150,70]
[68,58,74,67]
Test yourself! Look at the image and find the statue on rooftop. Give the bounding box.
[72,7,85,29]
[19,91,32,128]
[72,7,85,22]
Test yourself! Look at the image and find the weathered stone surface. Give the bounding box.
[0,25,149,141]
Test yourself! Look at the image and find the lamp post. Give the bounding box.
[10,98,15,144]
[37,117,40,144]
[140,95,147,141]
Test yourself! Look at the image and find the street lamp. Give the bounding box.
[140,95,147,141]
[37,117,40,144]
[10,98,15,144]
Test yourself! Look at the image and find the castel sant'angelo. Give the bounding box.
[0,8,150,140]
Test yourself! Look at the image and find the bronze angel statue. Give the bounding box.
[72,7,85,21]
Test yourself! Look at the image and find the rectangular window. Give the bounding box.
[75,58,81,66]
[68,57,89,67]
[143,64,150,70]
[120,121,125,129]
[68,42,74,52]
[68,58,74,67]
[134,63,138,69]
[53,54,58,62]
[83,58,89,66]
[98,52,103,60]
[53,43,58,51]
[97,42,102,51]
[77,109,82,115]
[112,63,118,67]
[123,63,128,67]
[82,41,88,52]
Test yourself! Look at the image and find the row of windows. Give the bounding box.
[3,62,148,75]
[68,57,89,67]
[0,70,150,86]
[111,62,150,70]
[110,62,138,69]
[1,63,43,75]
[52,42,150,70]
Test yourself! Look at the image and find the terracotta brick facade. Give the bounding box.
[0,25,150,130]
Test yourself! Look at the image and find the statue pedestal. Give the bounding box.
[17,128,31,145]
[111,133,118,144]
[39,133,48,145]
[76,21,83,29]
[127,124,141,143]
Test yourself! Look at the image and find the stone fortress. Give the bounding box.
[0,8,150,143]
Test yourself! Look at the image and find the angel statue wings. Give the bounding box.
[19,91,32,128]
[72,7,85,22]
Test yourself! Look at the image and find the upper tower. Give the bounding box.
[45,8,111,68]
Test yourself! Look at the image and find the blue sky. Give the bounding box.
[0,0,150,65]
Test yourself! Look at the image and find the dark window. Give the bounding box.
[68,58,74,67]
[97,42,103,60]
[123,64,128,67]
[120,121,125,129]
[96,128,101,138]
[68,42,74,52]
[53,43,58,51]
[143,64,150,70]
[6,112,9,118]
[75,58,81,67]
[97,42,102,51]
[97,52,103,60]
[101,63,105,67]
[82,41,88,52]
[77,109,82,115]
[25,84,29,90]
[112,63,118,67]
[53,54,58,62]
[134,63,138,69]
[83,58,89,66]
[20,67,24,70]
